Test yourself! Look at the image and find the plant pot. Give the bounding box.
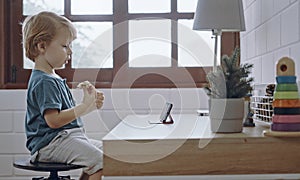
[209,98,244,133]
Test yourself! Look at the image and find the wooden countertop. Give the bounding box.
[103,114,300,176]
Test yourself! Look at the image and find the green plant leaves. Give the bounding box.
[206,47,253,98]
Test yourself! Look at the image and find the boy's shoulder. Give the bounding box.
[29,70,63,89]
[31,70,64,81]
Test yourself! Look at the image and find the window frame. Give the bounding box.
[0,0,240,89]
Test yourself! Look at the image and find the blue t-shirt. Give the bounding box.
[25,70,83,155]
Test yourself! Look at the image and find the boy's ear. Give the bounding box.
[37,41,47,53]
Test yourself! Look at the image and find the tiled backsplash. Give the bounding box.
[241,0,300,86]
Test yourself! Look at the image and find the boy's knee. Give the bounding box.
[92,148,103,162]
[85,149,103,175]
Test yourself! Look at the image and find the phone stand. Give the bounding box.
[162,114,174,124]
[148,102,174,124]
[148,114,174,124]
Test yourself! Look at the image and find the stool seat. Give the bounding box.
[13,158,84,180]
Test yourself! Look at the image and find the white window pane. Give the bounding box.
[71,0,112,15]
[23,56,34,69]
[72,22,113,68]
[23,22,113,69]
[23,0,63,15]
[177,0,198,13]
[129,20,171,67]
[128,0,170,13]
[178,20,220,67]
[129,40,171,67]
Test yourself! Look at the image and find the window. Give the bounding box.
[128,19,172,67]
[0,0,239,89]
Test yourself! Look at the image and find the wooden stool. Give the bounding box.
[13,158,84,180]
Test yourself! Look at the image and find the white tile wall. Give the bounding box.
[261,0,274,23]
[249,57,262,84]
[246,31,256,58]
[281,2,299,46]
[291,42,300,75]
[0,156,13,176]
[253,0,262,28]
[274,0,291,14]
[0,111,13,132]
[255,24,267,55]
[241,0,300,87]
[274,47,290,61]
[266,15,280,51]
[261,52,275,84]
[0,90,26,110]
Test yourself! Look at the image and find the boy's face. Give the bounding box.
[43,28,73,69]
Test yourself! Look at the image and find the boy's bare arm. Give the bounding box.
[43,103,91,129]
[44,81,104,129]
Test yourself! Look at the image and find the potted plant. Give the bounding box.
[205,47,253,133]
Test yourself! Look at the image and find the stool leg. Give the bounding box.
[32,177,44,180]
[59,175,71,180]
[48,170,59,180]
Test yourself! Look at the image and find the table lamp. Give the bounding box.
[193,0,246,71]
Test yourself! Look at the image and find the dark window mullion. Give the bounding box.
[68,15,113,22]
[64,0,71,17]
[128,13,173,20]
[176,13,194,19]
[171,19,178,68]
[113,0,129,77]
[62,0,73,74]
[170,0,177,68]
[171,0,177,14]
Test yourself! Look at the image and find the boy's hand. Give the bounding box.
[96,91,104,109]
[77,81,94,94]
[78,81,96,109]
[78,81,104,111]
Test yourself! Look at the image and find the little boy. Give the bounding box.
[22,11,104,180]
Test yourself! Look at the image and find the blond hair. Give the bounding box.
[22,11,77,61]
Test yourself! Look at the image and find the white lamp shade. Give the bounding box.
[193,0,246,32]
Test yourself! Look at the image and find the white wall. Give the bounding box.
[0,88,208,179]
[241,0,300,88]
